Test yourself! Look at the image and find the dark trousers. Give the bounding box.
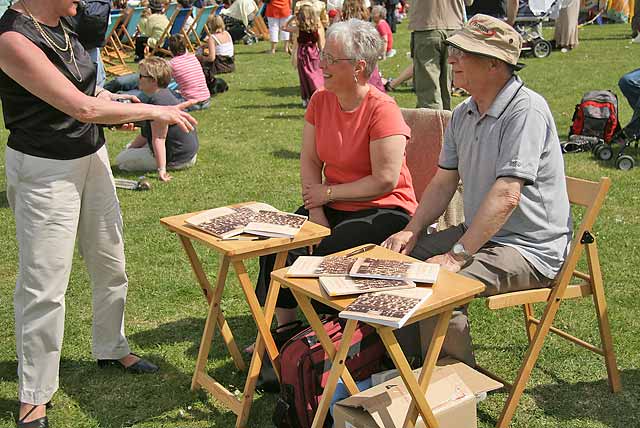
[135,36,149,59]
[256,205,411,309]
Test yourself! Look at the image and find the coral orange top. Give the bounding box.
[305,87,417,215]
[266,0,292,18]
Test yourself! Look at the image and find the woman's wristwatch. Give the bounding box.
[325,185,333,202]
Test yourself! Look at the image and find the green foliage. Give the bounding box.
[1,22,639,428]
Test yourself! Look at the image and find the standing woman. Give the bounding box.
[553,0,579,51]
[265,0,292,54]
[0,1,196,427]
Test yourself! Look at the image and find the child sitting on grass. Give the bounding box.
[114,57,199,182]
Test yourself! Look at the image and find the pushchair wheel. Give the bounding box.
[533,40,552,58]
[615,155,635,171]
[592,141,606,155]
[595,145,613,161]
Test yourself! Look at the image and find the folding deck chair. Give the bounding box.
[101,12,132,76]
[479,176,622,428]
[185,5,215,50]
[119,6,146,50]
[148,7,194,57]
[165,1,178,19]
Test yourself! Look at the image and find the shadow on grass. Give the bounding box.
[129,315,255,359]
[272,149,299,160]
[264,113,305,120]
[240,86,300,98]
[235,102,302,109]
[530,368,640,428]
[0,191,9,209]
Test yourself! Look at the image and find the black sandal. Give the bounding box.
[16,404,48,428]
[97,353,159,374]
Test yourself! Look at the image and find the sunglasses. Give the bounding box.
[139,73,154,79]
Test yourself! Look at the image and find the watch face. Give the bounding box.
[453,243,464,255]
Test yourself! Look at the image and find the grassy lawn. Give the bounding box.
[1,21,639,428]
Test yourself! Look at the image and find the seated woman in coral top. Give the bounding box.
[255,18,418,336]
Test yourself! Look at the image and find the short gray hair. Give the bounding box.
[325,19,383,78]
[371,5,386,19]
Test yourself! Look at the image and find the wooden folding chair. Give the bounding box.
[480,176,622,427]
[101,13,133,76]
[148,7,194,57]
[119,6,146,50]
[185,5,215,50]
[401,108,464,231]
[164,1,178,19]
[250,15,270,41]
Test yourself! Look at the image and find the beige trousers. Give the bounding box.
[5,145,131,405]
[411,224,552,367]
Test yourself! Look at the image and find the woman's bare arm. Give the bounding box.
[0,31,197,132]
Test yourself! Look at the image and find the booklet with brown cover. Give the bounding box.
[286,256,357,278]
[319,276,415,297]
[349,257,440,283]
[185,202,282,239]
[244,210,307,238]
[338,287,433,328]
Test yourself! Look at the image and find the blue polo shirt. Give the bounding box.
[439,76,572,278]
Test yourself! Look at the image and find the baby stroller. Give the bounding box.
[513,0,556,58]
[220,0,260,44]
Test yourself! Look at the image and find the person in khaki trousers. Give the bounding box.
[0,1,197,426]
[383,15,572,367]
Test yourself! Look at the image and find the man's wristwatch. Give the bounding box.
[450,242,472,263]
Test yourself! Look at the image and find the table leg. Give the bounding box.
[293,292,360,395]
[377,321,441,428]
[191,255,231,391]
[234,251,288,428]
[179,237,244,370]
[310,319,358,428]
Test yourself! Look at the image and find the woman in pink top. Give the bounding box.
[255,19,418,332]
[168,34,211,111]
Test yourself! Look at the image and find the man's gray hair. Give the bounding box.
[371,5,386,19]
[325,19,383,78]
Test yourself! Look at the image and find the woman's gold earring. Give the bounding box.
[353,74,358,83]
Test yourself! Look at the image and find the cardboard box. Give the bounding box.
[333,358,502,428]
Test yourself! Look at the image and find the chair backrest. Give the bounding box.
[171,7,193,35]
[105,12,123,40]
[190,5,215,37]
[125,6,146,35]
[165,1,178,18]
[553,177,611,288]
[401,108,451,201]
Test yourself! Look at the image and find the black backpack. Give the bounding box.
[72,0,111,50]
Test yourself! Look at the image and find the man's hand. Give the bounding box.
[381,229,417,255]
[427,252,465,273]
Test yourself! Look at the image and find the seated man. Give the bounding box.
[115,57,199,181]
[383,14,572,367]
[617,68,640,139]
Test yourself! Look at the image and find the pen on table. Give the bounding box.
[221,236,269,241]
[345,244,376,258]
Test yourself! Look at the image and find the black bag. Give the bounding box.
[569,90,621,143]
[200,60,229,95]
[73,0,112,50]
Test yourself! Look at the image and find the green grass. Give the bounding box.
[1,22,640,428]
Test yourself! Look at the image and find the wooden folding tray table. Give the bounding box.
[161,203,330,428]
[271,244,485,428]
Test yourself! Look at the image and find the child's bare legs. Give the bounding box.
[270,41,277,54]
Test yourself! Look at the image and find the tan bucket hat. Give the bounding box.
[445,14,525,70]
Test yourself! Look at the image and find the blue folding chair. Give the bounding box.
[164,1,178,19]
[120,6,146,49]
[186,4,215,50]
[149,7,193,56]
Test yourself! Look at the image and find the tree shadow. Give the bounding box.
[529,368,640,428]
[0,191,9,209]
[272,149,299,160]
